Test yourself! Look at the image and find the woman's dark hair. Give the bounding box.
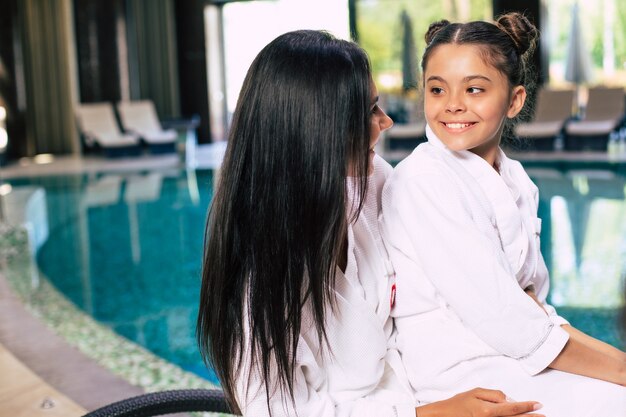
[422,12,539,137]
[197,30,372,413]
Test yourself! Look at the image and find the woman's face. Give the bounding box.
[347,80,393,177]
[368,81,393,171]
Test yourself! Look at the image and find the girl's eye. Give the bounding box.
[467,87,484,94]
[370,104,380,114]
[430,87,444,95]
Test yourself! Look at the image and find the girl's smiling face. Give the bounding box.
[423,43,526,165]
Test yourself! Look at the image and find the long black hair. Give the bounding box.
[197,30,373,413]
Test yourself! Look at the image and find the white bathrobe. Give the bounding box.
[381,125,626,417]
[235,155,416,417]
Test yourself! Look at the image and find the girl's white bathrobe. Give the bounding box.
[380,125,626,417]
[235,155,416,417]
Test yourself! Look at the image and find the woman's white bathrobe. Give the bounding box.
[235,155,416,417]
[380,126,626,417]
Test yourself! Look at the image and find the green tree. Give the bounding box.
[357,0,492,92]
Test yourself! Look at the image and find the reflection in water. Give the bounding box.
[84,175,123,207]
[529,168,626,309]
[529,167,625,348]
[124,173,164,264]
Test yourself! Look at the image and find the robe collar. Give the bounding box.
[425,124,528,275]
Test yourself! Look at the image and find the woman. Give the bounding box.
[197,29,544,417]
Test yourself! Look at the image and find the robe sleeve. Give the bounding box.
[383,169,569,375]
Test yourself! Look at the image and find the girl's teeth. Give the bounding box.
[447,123,472,129]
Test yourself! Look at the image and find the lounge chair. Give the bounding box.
[385,94,426,152]
[117,100,177,154]
[564,87,625,151]
[75,103,142,157]
[514,88,576,151]
[385,122,426,152]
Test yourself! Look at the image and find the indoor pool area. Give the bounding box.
[1,149,625,399]
[0,147,233,417]
[0,147,625,417]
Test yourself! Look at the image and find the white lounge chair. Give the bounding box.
[564,87,625,151]
[117,100,177,153]
[514,88,576,151]
[385,93,426,151]
[75,103,141,157]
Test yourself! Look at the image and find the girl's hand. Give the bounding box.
[415,388,544,417]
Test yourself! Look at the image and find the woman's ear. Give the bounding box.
[507,85,527,118]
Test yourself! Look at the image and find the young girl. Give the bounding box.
[381,13,626,417]
[197,30,545,417]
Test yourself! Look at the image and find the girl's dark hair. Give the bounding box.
[423,12,538,86]
[197,30,372,413]
[422,13,539,137]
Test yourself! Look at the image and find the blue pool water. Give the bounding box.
[525,161,626,347]
[9,168,219,384]
[6,160,626,385]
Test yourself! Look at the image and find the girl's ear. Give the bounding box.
[507,85,527,118]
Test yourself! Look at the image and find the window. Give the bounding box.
[547,0,624,87]
[356,0,492,94]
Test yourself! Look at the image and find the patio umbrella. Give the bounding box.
[564,3,593,85]
[400,10,419,92]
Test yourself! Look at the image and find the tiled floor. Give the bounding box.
[0,343,85,417]
[1,142,227,180]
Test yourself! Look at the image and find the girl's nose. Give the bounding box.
[445,93,466,113]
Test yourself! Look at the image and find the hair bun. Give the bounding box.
[496,12,538,55]
[425,20,451,45]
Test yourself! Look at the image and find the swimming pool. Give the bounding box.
[5,159,626,385]
[7,168,219,384]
